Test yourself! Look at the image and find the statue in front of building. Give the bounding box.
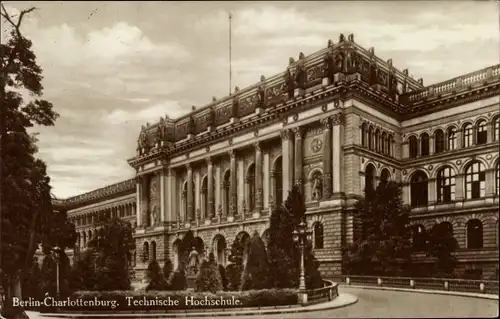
[188,246,200,275]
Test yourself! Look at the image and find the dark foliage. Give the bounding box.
[163,259,173,282]
[146,261,168,291]
[226,240,244,291]
[195,252,222,293]
[218,264,228,291]
[426,222,458,277]
[343,181,412,276]
[241,232,274,290]
[267,185,323,289]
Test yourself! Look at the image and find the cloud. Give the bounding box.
[105,100,189,125]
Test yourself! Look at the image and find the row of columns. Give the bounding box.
[135,112,345,227]
[70,203,135,227]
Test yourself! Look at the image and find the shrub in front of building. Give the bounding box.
[226,240,244,290]
[163,258,173,282]
[218,264,228,291]
[241,232,274,290]
[146,261,169,291]
[168,262,187,291]
[195,253,223,293]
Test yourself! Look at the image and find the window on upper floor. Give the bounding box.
[388,134,394,157]
[409,136,418,158]
[223,171,230,215]
[494,116,500,141]
[247,164,256,212]
[463,123,473,148]
[420,133,430,156]
[465,161,486,199]
[447,127,457,150]
[375,129,380,152]
[436,166,455,203]
[476,120,487,145]
[466,219,483,249]
[380,168,391,184]
[410,170,428,207]
[274,156,283,207]
[381,132,388,154]
[361,123,367,147]
[434,129,445,154]
[368,127,373,150]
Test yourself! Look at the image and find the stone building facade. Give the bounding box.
[59,34,499,280]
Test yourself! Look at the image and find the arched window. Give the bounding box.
[381,132,388,154]
[388,134,394,156]
[361,123,367,147]
[463,123,473,147]
[365,164,376,192]
[436,166,455,203]
[434,129,445,154]
[223,171,230,215]
[368,127,373,150]
[247,164,256,212]
[496,162,500,195]
[476,120,487,145]
[313,223,324,249]
[380,168,390,184]
[494,116,500,141]
[466,219,483,249]
[143,242,149,262]
[151,241,157,261]
[274,157,283,206]
[420,133,430,156]
[409,136,418,158]
[447,127,456,150]
[465,161,485,199]
[412,225,427,251]
[375,129,380,152]
[410,171,428,207]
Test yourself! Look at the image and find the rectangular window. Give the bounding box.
[477,131,487,144]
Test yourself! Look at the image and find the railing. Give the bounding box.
[405,64,500,102]
[302,279,338,304]
[330,275,499,295]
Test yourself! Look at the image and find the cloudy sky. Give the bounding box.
[2,1,499,199]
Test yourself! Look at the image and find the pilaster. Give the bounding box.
[229,150,237,218]
[455,173,464,201]
[160,169,166,222]
[207,158,215,219]
[254,142,263,212]
[281,129,294,199]
[263,151,270,209]
[293,127,304,191]
[321,117,332,199]
[485,168,496,197]
[186,164,194,221]
[215,165,221,214]
[238,158,244,214]
[428,178,437,205]
[194,171,201,215]
[332,112,344,194]
[167,168,176,222]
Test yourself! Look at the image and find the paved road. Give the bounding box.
[26,287,499,318]
[187,287,499,319]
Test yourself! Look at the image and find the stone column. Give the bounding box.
[160,169,167,223]
[321,117,332,199]
[254,142,263,212]
[281,129,293,200]
[194,171,201,216]
[238,159,244,214]
[429,136,435,156]
[485,168,496,197]
[186,164,194,221]
[207,158,215,219]
[141,176,149,226]
[455,173,464,201]
[167,168,176,222]
[332,113,344,195]
[135,177,142,227]
[428,178,437,205]
[263,151,270,209]
[229,150,237,219]
[293,127,304,191]
[215,165,221,214]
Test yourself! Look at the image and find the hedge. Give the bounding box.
[37,289,297,312]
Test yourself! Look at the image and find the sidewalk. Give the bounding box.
[27,293,358,318]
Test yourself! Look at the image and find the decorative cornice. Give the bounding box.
[63,178,136,209]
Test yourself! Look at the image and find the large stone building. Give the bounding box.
[58,34,499,280]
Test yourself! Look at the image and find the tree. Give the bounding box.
[218,264,228,291]
[226,240,244,291]
[195,252,222,293]
[163,258,173,282]
[69,250,98,291]
[1,4,62,317]
[343,181,413,276]
[22,258,40,300]
[88,217,135,290]
[267,185,323,289]
[426,222,458,278]
[241,232,274,290]
[146,261,168,291]
[169,262,187,291]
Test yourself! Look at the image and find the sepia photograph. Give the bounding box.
[0,1,499,318]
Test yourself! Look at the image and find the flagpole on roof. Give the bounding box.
[229,11,232,96]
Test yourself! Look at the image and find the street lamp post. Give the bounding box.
[292,219,311,304]
[53,246,62,299]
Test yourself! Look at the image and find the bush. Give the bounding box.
[51,289,298,312]
[146,261,168,291]
[169,262,187,291]
[195,253,223,293]
[226,263,243,291]
[163,258,173,281]
[241,232,274,290]
[218,264,228,291]
[38,254,57,298]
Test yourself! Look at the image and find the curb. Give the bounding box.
[32,293,358,318]
[339,284,499,300]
